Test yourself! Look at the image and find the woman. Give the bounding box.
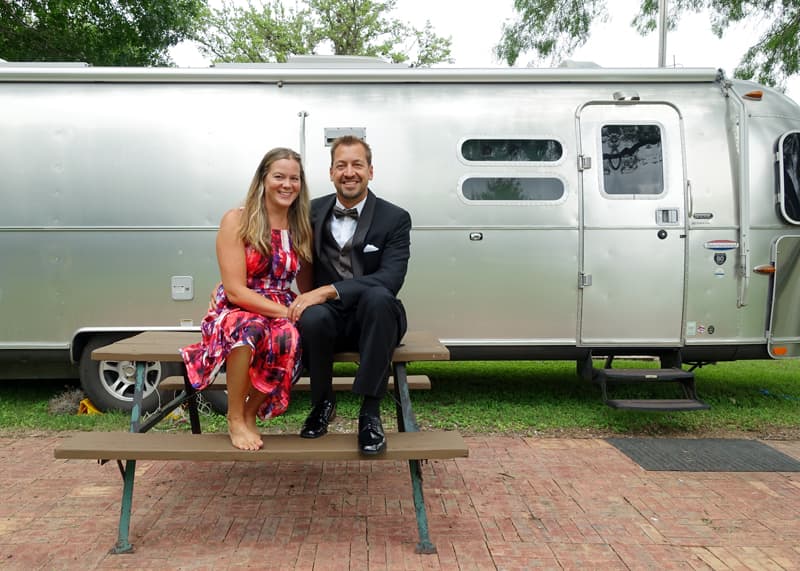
[181,148,313,450]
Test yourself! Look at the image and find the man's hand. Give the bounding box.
[287,285,337,322]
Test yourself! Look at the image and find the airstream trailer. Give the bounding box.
[1,59,799,411]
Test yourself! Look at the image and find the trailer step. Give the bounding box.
[577,353,709,411]
[599,368,695,383]
[605,398,710,412]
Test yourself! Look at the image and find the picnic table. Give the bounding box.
[55,330,468,554]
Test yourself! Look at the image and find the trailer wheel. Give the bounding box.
[78,334,180,413]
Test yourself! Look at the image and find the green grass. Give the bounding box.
[0,381,130,433]
[406,360,800,436]
[1,359,799,437]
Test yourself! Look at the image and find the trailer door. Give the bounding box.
[578,103,686,345]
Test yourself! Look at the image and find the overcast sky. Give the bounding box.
[171,0,799,103]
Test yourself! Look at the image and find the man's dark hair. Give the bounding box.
[330,135,372,166]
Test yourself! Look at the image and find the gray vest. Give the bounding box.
[322,217,353,279]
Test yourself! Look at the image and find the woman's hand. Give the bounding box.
[208,282,221,311]
[286,285,337,322]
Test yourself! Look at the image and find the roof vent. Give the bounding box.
[613,91,641,101]
[0,61,89,67]
[215,55,407,69]
[556,60,601,68]
[287,55,407,68]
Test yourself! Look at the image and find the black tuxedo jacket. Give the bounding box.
[311,190,411,310]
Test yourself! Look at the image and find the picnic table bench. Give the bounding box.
[54,330,467,555]
[158,373,432,393]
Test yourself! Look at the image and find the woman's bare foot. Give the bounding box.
[243,392,265,446]
[245,411,260,438]
[227,416,263,451]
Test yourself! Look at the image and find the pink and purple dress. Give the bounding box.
[180,229,302,420]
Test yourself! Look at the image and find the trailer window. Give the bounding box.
[601,125,664,196]
[778,131,800,224]
[462,177,564,201]
[461,139,562,162]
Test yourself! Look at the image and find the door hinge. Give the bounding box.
[579,273,592,288]
[578,155,592,171]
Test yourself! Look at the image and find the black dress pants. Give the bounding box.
[298,286,407,405]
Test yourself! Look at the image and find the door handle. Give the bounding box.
[656,208,680,225]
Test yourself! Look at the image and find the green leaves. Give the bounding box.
[495,0,607,67]
[192,0,452,67]
[0,0,207,66]
[193,0,313,63]
[498,0,799,89]
[734,3,800,88]
[0,0,451,68]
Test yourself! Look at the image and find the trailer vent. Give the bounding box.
[612,91,640,101]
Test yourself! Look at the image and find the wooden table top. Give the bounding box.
[91,330,450,362]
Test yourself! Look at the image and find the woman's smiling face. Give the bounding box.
[263,158,302,211]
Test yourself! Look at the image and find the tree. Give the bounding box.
[0,0,207,66]
[496,0,800,89]
[193,0,453,67]
[191,0,313,63]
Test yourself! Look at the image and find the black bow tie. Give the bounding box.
[333,206,359,220]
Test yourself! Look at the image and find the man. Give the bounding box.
[288,136,411,455]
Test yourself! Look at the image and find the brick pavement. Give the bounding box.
[0,434,798,570]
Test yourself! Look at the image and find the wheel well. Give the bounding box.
[70,330,143,363]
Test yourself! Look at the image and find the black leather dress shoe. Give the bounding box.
[357,414,386,455]
[300,400,336,438]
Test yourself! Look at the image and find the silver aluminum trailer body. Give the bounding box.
[2,62,800,410]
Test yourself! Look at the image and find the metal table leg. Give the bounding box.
[111,360,147,553]
[111,459,136,554]
[392,361,436,555]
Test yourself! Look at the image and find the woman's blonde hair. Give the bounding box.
[239,148,312,262]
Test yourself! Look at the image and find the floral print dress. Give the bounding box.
[180,229,301,420]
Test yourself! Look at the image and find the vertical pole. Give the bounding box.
[112,459,136,554]
[409,457,436,554]
[393,362,436,554]
[658,0,668,67]
[393,366,405,432]
[129,361,145,433]
[728,84,751,308]
[393,363,419,433]
[113,361,146,553]
[183,372,202,434]
[298,110,308,161]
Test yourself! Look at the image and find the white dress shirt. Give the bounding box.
[331,198,366,249]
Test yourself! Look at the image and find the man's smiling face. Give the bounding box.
[330,142,373,208]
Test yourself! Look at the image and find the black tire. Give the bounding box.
[78,333,181,413]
